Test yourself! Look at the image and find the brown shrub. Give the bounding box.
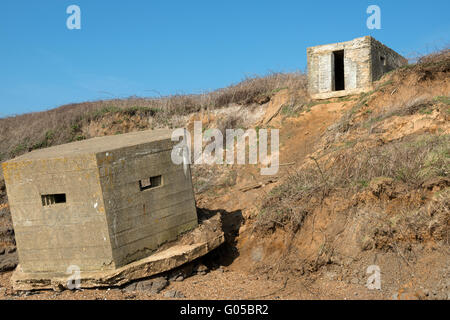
[417,48,450,65]
[257,134,449,233]
[0,72,307,162]
[399,47,450,82]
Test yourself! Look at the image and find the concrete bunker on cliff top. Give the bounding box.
[2,129,226,289]
[307,36,408,99]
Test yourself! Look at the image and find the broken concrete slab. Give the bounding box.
[12,233,224,291]
[124,276,168,294]
[11,213,224,291]
[164,290,185,298]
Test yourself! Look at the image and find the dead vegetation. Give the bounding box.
[327,50,450,141]
[369,187,449,250]
[257,133,449,233]
[256,44,450,237]
[0,72,306,162]
[0,47,449,299]
[395,47,450,83]
[416,47,450,65]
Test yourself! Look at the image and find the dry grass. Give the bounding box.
[417,47,450,65]
[257,134,449,233]
[398,47,450,82]
[363,186,449,252]
[260,48,450,235]
[326,47,450,142]
[0,72,306,162]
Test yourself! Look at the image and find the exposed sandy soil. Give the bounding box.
[0,268,384,300]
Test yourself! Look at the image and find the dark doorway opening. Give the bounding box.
[333,50,345,91]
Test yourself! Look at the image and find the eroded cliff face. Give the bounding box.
[0,50,449,299]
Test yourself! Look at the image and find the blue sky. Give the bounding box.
[0,0,449,117]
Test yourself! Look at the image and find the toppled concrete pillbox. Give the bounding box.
[2,129,207,288]
[307,36,408,99]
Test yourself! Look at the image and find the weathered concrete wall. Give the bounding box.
[344,38,372,91]
[97,139,198,268]
[370,38,408,82]
[2,155,114,273]
[307,36,372,99]
[307,36,407,99]
[2,129,199,275]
